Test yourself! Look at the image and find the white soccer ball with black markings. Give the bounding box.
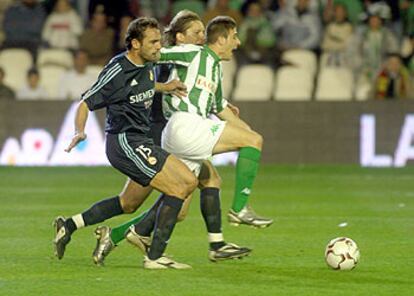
[325,237,360,270]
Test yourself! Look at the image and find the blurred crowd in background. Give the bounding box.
[1,0,414,101]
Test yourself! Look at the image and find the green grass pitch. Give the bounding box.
[0,165,413,295]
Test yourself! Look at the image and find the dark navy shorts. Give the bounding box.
[106,132,169,186]
[150,119,167,146]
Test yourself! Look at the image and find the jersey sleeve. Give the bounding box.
[82,62,122,111]
[158,45,200,66]
[211,63,228,114]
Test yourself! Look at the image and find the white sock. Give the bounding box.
[71,214,85,229]
[208,233,224,243]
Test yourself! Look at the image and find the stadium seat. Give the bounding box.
[232,65,274,101]
[319,52,329,68]
[39,65,66,99]
[221,57,236,99]
[354,78,372,101]
[401,37,412,58]
[0,49,33,91]
[315,68,353,101]
[282,49,317,75]
[274,67,313,101]
[37,49,74,69]
[171,0,205,17]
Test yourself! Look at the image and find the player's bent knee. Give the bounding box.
[120,200,140,214]
[199,173,221,189]
[180,174,198,197]
[249,131,263,150]
[167,174,197,198]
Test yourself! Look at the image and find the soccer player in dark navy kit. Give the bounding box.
[55,17,196,269]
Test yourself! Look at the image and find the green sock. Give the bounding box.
[110,210,149,244]
[232,147,261,213]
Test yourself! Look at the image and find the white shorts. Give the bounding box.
[161,112,226,176]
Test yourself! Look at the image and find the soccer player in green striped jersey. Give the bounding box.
[157,16,273,228]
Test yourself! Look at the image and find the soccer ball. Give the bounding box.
[325,237,360,270]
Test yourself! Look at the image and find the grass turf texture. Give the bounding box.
[0,165,413,295]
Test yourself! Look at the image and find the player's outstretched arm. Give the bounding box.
[217,106,251,131]
[155,79,187,98]
[65,101,88,152]
[227,102,240,117]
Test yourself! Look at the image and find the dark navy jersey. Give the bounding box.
[151,64,172,123]
[82,52,156,136]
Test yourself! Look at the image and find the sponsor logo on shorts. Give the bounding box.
[135,145,157,166]
[148,156,157,165]
[211,124,220,136]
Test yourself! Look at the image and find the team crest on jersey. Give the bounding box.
[149,70,154,81]
[195,75,217,93]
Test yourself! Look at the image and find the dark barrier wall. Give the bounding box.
[1,100,413,165]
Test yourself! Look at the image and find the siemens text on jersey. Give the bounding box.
[129,89,155,104]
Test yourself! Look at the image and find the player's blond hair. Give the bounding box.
[164,10,201,46]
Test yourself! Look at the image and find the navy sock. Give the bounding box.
[200,188,225,250]
[81,196,124,226]
[134,194,164,236]
[148,195,183,260]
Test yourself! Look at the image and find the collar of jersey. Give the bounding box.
[204,45,221,62]
[125,53,146,68]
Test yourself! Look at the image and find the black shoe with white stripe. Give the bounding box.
[53,216,71,259]
[208,243,252,262]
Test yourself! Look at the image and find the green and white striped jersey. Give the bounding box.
[159,44,228,119]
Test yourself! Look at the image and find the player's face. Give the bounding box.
[221,28,240,61]
[182,20,205,45]
[140,28,162,62]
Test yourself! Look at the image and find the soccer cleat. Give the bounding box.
[125,225,151,254]
[92,225,116,266]
[143,255,192,269]
[208,243,252,262]
[228,205,273,228]
[53,216,71,259]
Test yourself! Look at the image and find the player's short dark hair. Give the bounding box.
[125,17,160,50]
[206,16,237,44]
[164,10,201,46]
[27,67,39,77]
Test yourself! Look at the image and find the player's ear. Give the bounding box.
[176,32,185,44]
[217,35,226,46]
[131,38,141,50]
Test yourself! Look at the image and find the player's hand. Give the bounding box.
[227,102,240,117]
[165,79,187,98]
[65,132,87,153]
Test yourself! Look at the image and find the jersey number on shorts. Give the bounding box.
[135,145,157,165]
